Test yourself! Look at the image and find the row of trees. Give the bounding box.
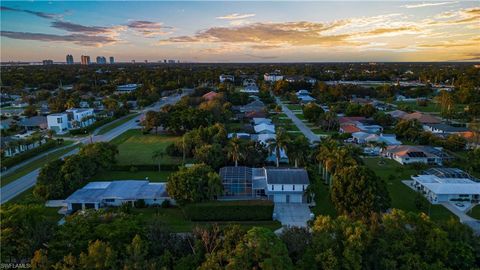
[6,208,476,269]
[33,142,118,200]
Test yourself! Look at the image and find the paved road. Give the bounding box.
[0,93,185,204]
[274,96,320,143]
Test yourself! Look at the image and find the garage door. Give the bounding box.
[290,194,303,203]
[273,194,286,203]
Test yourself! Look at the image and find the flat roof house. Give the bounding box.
[411,169,480,204]
[254,123,276,134]
[47,113,69,134]
[219,167,310,203]
[116,84,141,94]
[65,180,171,212]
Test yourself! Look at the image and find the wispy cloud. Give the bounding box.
[51,21,111,34]
[401,1,457,9]
[216,13,255,20]
[127,20,173,37]
[1,6,62,19]
[0,30,118,47]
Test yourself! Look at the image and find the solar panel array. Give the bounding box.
[407,151,427,158]
[423,168,478,181]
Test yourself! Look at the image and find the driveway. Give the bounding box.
[274,203,313,228]
[274,96,319,143]
[441,202,480,235]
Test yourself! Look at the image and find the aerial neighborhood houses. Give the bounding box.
[115,83,141,94]
[219,74,234,83]
[47,108,95,134]
[264,71,283,82]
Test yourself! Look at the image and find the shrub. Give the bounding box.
[69,117,114,135]
[135,199,146,208]
[161,199,171,208]
[183,200,274,221]
[2,140,58,169]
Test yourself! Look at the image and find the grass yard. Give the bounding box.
[113,129,183,165]
[1,144,80,187]
[97,113,139,135]
[362,157,454,221]
[286,104,303,111]
[295,113,306,120]
[131,207,282,232]
[467,206,480,220]
[393,101,465,113]
[92,170,174,182]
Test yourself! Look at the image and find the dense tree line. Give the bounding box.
[33,142,118,200]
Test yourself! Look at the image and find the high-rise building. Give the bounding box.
[96,56,107,64]
[81,55,91,65]
[66,54,74,64]
[42,60,54,65]
[109,56,115,64]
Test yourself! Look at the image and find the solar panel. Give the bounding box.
[407,152,427,158]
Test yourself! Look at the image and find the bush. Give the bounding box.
[2,140,58,169]
[183,200,274,221]
[161,199,171,208]
[135,199,146,208]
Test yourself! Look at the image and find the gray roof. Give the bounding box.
[266,168,309,185]
[426,123,469,132]
[20,116,47,127]
[65,180,169,203]
[423,168,477,181]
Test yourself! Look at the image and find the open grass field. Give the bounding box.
[362,157,454,221]
[92,170,173,182]
[97,113,139,135]
[467,206,480,220]
[131,207,282,232]
[113,129,183,165]
[1,143,79,187]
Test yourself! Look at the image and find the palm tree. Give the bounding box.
[152,150,165,172]
[226,136,243,167]
[315,139,338,184]
[287,135,310,167]
[268,128,291,167]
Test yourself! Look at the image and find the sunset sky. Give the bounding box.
[1,1,479,62]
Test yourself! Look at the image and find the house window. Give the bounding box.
[104,199,114,202]
[57,118,63,124]
[272,185,274,191]
[282,185,284,191]
[302,185,305,191]
[293,185,295,191]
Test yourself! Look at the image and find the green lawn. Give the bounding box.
[467,206,480,220]
[92,170,174,182]
[286,104,303,111]
[131,207,282,232]
[1,144,80,187]
[393,101,465,113]
[113,129,183,165]
[295,113,306,120]
[97,113,139,135]
[362,157,454,221]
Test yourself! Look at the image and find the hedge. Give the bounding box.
[183,200,274,221]
[111,164,181,171]
[69,117,115,135]
[2,140,58,169]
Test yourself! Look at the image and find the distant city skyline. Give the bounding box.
[1,1,479,62]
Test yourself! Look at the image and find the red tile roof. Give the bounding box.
[340,124,361,133]
[202,91,218,101]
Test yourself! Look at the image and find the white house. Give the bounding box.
[411,169,480,204]
[352,132,401,145]
[254,123,276,134]
[66,108,95,128]
[116,84,141,94]
[47,113,69,134]
[219,167,310,204]
[264,72,283,82]
[219,74,235,83]
[65,181,172,212]
[240,85,259,94]
[252,117,272,125]
[383,145,451,165]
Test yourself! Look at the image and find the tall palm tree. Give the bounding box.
[268,128,291,167]
[226,136,243,167]
[287,135,310,167]
[315,139,338,184]
[152,149,165,172]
